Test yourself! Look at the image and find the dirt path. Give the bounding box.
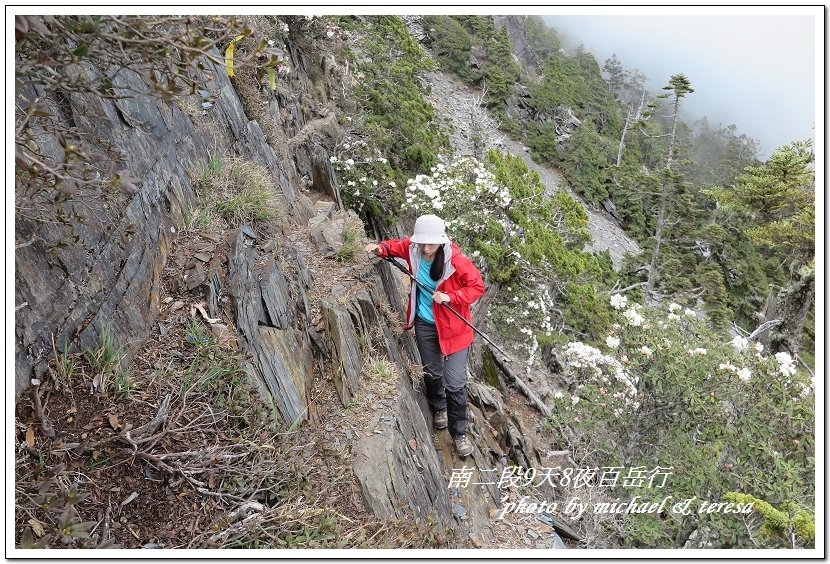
[423,70,640,271]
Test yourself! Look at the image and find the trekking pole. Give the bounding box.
[378,256,557,418]
[379,255,511,360]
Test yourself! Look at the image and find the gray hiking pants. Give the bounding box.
[414,317,469,438]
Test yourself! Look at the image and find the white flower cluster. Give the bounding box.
[561,342,639,409]
[736,367,752,381]
[796,380,813,399]
[609,294,628,310]
[403,157,512,217]
[605,335,620,349]
[774,351,797,378]
[564,342,612,372]
[720,361,752,381]
[623,307,645,327]
[668,303,682,312]
[687,348,708,356]
[731,336,749,353]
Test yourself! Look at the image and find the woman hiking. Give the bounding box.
[365,214,485,458]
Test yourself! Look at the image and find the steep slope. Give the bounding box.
[422,69,639,271]
[14,16,569,551]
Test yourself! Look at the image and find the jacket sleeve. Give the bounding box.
[448,256,486,306]
[376,238,412,260]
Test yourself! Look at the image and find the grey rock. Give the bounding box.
[311,217,346,257]
[13,46,303,396]
[228,230,310,424]
[321,302,362,406]
[352,371,452,523]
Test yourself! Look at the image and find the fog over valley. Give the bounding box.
[543,14,818,160]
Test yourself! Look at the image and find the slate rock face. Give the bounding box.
[321,302,362,407]
[14,50,302,397]
[352,373,453,522]
[15,66,207,395]
[227,229,311,424]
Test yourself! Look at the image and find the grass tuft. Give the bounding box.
[192,156,281,228]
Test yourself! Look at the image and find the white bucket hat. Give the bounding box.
[410,214,449,244]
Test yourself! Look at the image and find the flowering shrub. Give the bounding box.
[330,141,397,217]
[550,294,815,548]
[399,150,609,357]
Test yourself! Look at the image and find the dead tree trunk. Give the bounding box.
[645,92,682,304]
[770,266,815,355]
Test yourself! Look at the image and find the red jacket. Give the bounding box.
[378,238,485,356]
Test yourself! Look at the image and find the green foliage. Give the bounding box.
[557,120,615,203]
[334,220,361,264]
[525,123,558,163]
[112,368,133,397]
[724,492,815,547]
[688,119,760,188]
[524,16,561,62]
[50,341,76,393]
[694,264,731,329]
[562,281,613,338]
[551,299,815,548]
[84,326,123,393]
[695,212,767,328]
[422,16,472,78]
[331,144,401,221]
[423,16,521,106]
[17,478,113,549]
[528,49,621,137]
[706,140,814,266]
[349,16,448,176]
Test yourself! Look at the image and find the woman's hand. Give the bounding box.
[365,243,381,256]
[432,291,451,304]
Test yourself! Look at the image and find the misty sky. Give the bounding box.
[543,13,818,160]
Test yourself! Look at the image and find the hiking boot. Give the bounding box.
[454,434,473,458]
[433,410,448,430]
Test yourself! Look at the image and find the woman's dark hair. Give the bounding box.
[429,246,445,281]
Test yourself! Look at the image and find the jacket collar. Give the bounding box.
[409,241,455,287]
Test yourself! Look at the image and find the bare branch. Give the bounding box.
[607,281,647,295]
[748,319,782,341]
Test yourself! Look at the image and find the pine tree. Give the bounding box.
[602,53,626,101]
[644,73,694,303]
[707,141,815,353]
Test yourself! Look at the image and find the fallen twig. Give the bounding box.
[128,394,172,440]
[30,385,56,438]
